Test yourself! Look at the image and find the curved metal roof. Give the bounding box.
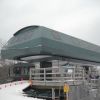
[1,25,100,63]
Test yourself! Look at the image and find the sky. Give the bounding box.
[0,0,100,46]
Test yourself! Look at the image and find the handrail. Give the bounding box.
[30,67,85,85]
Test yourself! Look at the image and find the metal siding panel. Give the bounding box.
[1,26,100,63]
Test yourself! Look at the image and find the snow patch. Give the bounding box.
[0,81,43,100]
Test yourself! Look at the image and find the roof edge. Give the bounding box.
[14,25,40,36]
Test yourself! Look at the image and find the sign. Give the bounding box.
[63,83,69,93]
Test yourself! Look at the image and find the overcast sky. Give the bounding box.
[0,0,100,46]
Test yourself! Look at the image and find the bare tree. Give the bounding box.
[0,38,6,67]
[0,38,6,48]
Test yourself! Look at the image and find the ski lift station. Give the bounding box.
[1,26,100,100]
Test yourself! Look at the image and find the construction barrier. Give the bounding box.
[0,80,28,90]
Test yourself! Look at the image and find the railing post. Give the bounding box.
[71,68,73,80]
[82,68,85,82]
[44,68,46,84]
[52,88,55,100]
[60,67,64,84]
[73,67,75,80]
[29,68,32,80]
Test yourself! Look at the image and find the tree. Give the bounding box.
[0,38,6,66]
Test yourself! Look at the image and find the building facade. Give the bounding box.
[1,26,100,100]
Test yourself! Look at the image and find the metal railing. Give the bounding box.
[30,67,85,86]
[89,79,99,89]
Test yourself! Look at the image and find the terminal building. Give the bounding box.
[1,26,100,100]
